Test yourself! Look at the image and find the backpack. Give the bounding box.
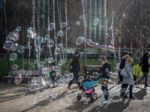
[119,59,126,70]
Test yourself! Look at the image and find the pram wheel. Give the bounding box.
[92,93,98,100]
[77,93,82,101]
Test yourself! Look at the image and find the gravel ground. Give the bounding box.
[0,82,150,112]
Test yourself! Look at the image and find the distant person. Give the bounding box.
[119,54,130,83]
[138,53,150,88]
[120,57,135,99]
[99,57,111,102]
[67,52,80,89]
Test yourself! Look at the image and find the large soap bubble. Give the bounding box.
[8,26,21,41]
[3,40,13,50]
[8,32,19,42]
[93,18,99,26]
[11,64,19,70]
[76,36,86,45]
[47,57,54,64]
[86,39,96,47]
[14,73,22,84]
[34,36,41,46]
[60,22,67,29]
[76,21,81,26]
[26,44,32,50]
[35,46,41,52]
[79,15,84,20]
[48,23,55,31]
[57,30,64,37]
[54,47,61,55]
[55,66,61,72]
[41,38,47,44]
[78,76,84,83]
[18,69,26,75]
[27,27,37,39]
[10,43,18,51]
[18,45,25,53]
[9,53,18,61]
[47,38,55,48]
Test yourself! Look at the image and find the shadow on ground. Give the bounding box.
[88,88,147,112]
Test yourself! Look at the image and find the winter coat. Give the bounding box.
[121,63,134,85]
[70,58,80,72]
[100,62,111,79]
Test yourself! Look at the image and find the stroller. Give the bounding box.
[77,75,98,103]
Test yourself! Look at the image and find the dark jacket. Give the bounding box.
[119,59,126,70]
[101,62,111,79]
[140,54,149,72]
[70,58,80,72]
[141,63,149,72]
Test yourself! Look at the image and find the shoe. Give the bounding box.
[145,84,149,88]
[67,85,71,90]
[130,95,136,100]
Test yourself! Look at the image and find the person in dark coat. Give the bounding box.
[99,57,111,102]
[119,54,130,83]
[138,53,150,88]
[67,52,80,89]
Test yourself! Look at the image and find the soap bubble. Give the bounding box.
[41,67,50,74]
[3,40,13,50]
[34,36,41,46]
[8,26,21,41]
[11,64,19,70]
[76,36,86,45]
[14,73,22,84]
[86,39,95,46]
[26,44,32,50]
[18,45,25,53]
[47,38,55,48]
[55,66,61,72]
[93,18,99,26]
[111,39,114,45]
[15,26,21,32]
[35,46,41,52]
[9,53,18,61]
[48,23,55,31]
[27,27,37,39]
[54,47,61,55]
[78,76,84,83]
[57,30,64,37]
[10,43,18,51]
[76,21,81,26]
[79,15,84,20]
[41,37,47,44]
[92,72,100,79]
[18,69,26,75]
[47,57,54,64]
[58,60,65,66]
[60,22,67,29]
[8,32,19,42]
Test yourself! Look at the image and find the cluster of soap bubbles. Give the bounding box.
[3,26,25,61]
[76,15,100,27]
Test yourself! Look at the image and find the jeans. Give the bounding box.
[121,84,133,98]
[101,85,109,100]
[118,71,123,83]
[68,71,79,87]
[138,72,148,85]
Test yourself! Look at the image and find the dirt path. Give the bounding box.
[0,83,150,112]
